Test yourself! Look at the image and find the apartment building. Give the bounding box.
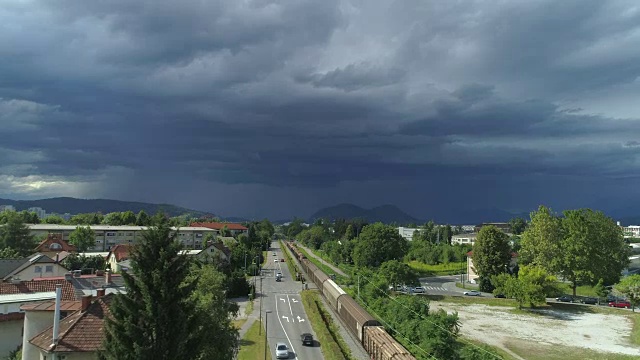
[26,224,218,251]
[0,205,15,212]
[623,225,640,238]
[451,233,478,246]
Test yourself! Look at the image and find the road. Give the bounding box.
[259,242,324,360]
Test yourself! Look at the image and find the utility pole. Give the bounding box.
[264,310,271,360]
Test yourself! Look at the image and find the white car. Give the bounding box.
[275,343,289,359]
[273,252,277,256]
[413,286,426,294]
[464,290,481,296]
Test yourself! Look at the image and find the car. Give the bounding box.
[555,295,574,303]
[413,286,426,294]
[609,300,631,309]
[275,343,289,359]
[581,297,598,305]
[494,294,506,298]
[274,258,279,263]
[464,290,481,296]
[301,333,314,346]
[280,258,285,262]
[275,272,282,282]
[273,252,277,256]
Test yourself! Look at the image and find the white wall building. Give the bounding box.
[27,207,46,219]
[0,293,57,358]
[451,233,478,246]
[623,225,640,238]
[398,227,422,241]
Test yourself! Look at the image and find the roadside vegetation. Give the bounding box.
[279,240,300,281]
[408,260,466,276]
[504,339,639,360]
[300,290,353,360]
[237,321,271,360]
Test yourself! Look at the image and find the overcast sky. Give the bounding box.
[1,0,640,220]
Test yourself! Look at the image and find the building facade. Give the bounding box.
[26,224,217,252]
[451,233,478,246]
[397,227,422,241]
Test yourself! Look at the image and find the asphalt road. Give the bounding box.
[259,242,324,360]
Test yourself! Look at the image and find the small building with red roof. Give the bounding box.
[190,222,248,237]
[34,233,77,259]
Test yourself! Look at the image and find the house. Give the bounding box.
[397,227,423,241]
[34,234,77,259]
[466,251,518,284]
[196,243,231,263]
[26,292,112,360]
[190,222,249,237]
[106,245,132,274]
[451,233,478,246]
[1,254,69,282]
[0,280,76,358]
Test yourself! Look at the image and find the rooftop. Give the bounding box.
[190,222,248,231]
[26,224,216,232]
[0,279,76,301]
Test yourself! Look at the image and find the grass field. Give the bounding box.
[237,321,271,360]
[296,246,348,284]
[504,339,639,360]
[407,260,466,276]
[300,290,352,360]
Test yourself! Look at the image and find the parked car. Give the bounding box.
[413,286,426,294]
[581,297,598,305]
[301,333,314,346]
[275,343,289,359]
[555,295,574,303]
[609,300,631,309]
[494,294,506,298]
[464,290,481,296]
[280,258,285,262]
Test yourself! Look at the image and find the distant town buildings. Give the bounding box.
[397,227,423,241]
[27,207,46,219]
[0,205,70,221]
[0,205,15,212]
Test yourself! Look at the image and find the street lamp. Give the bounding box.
[264,310,272,360]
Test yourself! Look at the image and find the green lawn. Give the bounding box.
[296,246,348,284]
[300,290,352,360]
[631,313,640,345]
[279,240,300,281]
[407,260,466,276]
[237,321,271,360]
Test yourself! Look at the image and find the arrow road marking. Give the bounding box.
[280,298,286,302]
[297,316,304,322]
[282,316,289,322]
[291,299,299,303]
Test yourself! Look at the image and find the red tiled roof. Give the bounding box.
[0,279,76,301]
[190,222,248,231]
[106,244,132,262]
[0,313,25,323]
[35,234,77,253]
[30,295,113,353]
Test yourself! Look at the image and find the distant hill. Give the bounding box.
[309,204,419,224]
[0,197,214,218]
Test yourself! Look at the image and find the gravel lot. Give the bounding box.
[431,302,640,358]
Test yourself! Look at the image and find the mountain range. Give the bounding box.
[0,197,214,218]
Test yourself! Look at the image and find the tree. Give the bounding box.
[68,226,96,253]
[121,211,136,225]
[615,275,640,312]
[43,215,66,224]
[491,266,557,309]
[19,210,40,224]
[508,217,527,235]
[102,224,204,360]
[0,247,21,259]
[519,206,563,271]
[471,225,511,292]
[188,264,240,357]
[135,210,151,226]
[379,260,418,290]
[352,223,409,268]
[69,212,103,225]
[0,211,37,257]
[102,212,124,225]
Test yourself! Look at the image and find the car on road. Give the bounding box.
[301,333,314,346]
[464,290,481,296]
[581,297,598,305]
[280,258,285,262]
[273,252,276,256]
[276,272,282,282]
[413,286,426,294]
[609,300,631,309]
[274,258,279,263]
[275,343,289,359]
[555,295,574,303]
[494,294,506,298]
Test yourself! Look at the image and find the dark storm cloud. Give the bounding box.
[1,0,640,217]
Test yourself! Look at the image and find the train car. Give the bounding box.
[363,326,415,360]
[336,294,380,342]
[306,262,329,290]
[323,279,346,311]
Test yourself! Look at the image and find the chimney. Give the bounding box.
[96,288,106,297]
[105,269,112,285]
[52,285,62,347]
[81,295,93,311]
[55,253,59,264]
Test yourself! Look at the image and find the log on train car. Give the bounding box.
[363,326,415,360]
[336,294,380,341]
[323,279,346,311]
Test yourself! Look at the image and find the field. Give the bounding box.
[237,321,271,360]
[430,301,640,360]
[407,260,466,276]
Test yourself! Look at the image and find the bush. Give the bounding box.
[226,270,250,298]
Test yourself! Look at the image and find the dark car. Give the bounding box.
[581,297,598,305]
[494,294,506,298]
[301,333,314,346]
[555,295,574,303]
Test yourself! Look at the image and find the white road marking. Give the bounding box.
[280,298,286,302]
[297,316,304,322]
[282,316,289,322]
[291,299,299,303]
[274,295,298,359]
[286,294,294,316]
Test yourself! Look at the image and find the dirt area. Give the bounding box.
[431,302,640,358]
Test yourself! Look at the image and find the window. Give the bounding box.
[45,265,53,273]
[49,243,62,250]
[34,266,42,273]
[106,232,116,237]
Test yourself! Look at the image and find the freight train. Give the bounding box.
[284,241,415,360]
